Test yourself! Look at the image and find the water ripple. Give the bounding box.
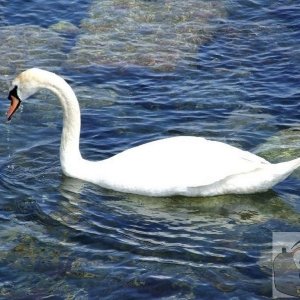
[0,0,299,298]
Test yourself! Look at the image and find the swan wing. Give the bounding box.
[97,136,269,194]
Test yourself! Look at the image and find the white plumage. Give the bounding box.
[7,68,300,197]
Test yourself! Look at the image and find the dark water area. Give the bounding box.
[0,0,299,299]
[2,0,91,27]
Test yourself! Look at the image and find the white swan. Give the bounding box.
[6,68,300,197]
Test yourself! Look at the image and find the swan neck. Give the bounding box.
[43,76,83,175]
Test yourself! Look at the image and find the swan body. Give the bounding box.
[6,68,300,197]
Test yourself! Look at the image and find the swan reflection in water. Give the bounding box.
[57,176,300,226]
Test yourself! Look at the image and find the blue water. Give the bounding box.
[0,0,300,299]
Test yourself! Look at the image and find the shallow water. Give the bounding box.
[0,0,300,299]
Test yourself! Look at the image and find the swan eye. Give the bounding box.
[8,85,21,101]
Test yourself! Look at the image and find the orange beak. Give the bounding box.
[7,95,21,121]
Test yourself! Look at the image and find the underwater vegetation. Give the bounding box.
[255,128,300,178]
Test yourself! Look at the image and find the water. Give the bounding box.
[0,0,300,298]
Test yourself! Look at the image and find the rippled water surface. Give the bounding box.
[0,0,300,299]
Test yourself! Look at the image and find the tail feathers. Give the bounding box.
[184,157,300,197]
[272,157,300,180]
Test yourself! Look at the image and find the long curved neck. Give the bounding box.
[41,74,82,176]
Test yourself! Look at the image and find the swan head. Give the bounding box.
[6,68,44,121]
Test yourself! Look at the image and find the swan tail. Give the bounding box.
[184,158,300,197]
[251,157,300,191]
[271,157,300,180]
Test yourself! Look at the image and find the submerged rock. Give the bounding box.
[0,25,66,80]
[49,20,80,34]
[0,229,89,298]
[255,128,300,178]
[68,0,226,71]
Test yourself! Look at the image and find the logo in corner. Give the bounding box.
[273,232,300,298]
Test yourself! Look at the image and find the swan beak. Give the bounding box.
[7,94,21,121]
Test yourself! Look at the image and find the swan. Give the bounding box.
[6,68,300,197]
